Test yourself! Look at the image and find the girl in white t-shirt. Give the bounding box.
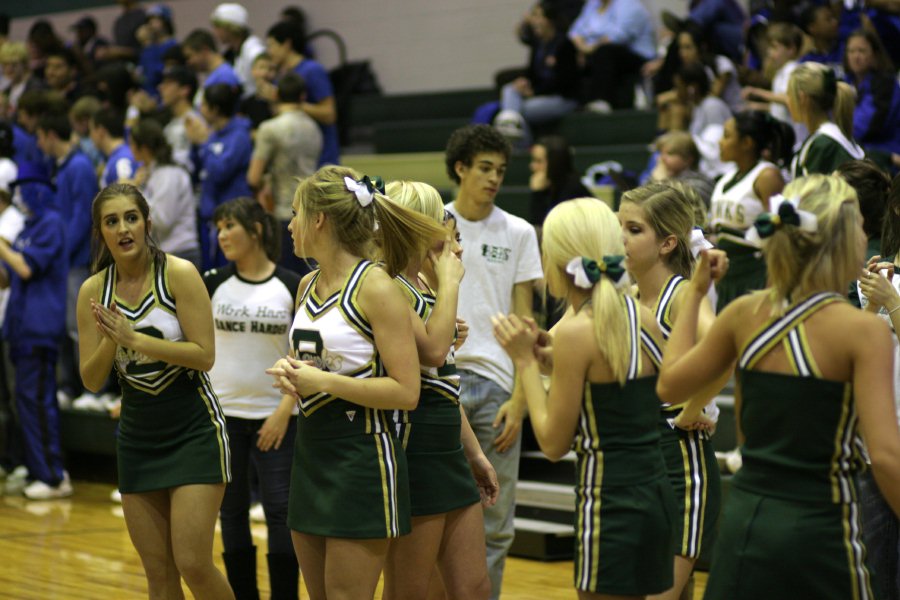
[204,197,301,599]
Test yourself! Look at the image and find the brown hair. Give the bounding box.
[620,182,697,278]
[91,183,166,273]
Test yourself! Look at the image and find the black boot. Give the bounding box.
[267,553,300,600]
[222,546,260,600]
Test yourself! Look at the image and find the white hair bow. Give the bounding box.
[344,176,375,208]
[745,194,818,246]
[690,227,714,259]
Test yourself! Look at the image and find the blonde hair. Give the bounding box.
[293,166,446,276]
[656,131,699,169]
[788,62,856,140]
[0,42,27,64]
[385,180,445,224]
[620,182,697,278]
[764,174,861,307]
[543,198,632,384]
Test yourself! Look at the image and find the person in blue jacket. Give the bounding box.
[36,111,99,403]
[90,108,139,188]
[0,165,71,500]
[844,29,900,159]
[185,83,252,270]
[265,21,339,166]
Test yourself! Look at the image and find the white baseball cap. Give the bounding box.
[211,3,248,28]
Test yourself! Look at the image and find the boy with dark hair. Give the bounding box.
[799,4,845,75]
[90,108,139,187]
[265,21,339,166]
[248,71,321,271]
[44,47,87,104]
[182,28,241,106]
[444,124,543,600]
[186,82,252,270]
[158,66,202,170]
[36,111,98,406]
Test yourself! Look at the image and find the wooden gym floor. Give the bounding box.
[0,480,707,599]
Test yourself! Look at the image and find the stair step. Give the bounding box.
[511,517,575,561]
[517,480,575,512]
[514,516,575,535]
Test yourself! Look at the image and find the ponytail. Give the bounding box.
[834,81,856,141]
[592,278,631,385]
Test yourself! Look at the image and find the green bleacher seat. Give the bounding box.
[559,110,658,146]
[373,119,469,153]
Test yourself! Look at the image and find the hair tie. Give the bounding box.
[566,255,628,290]
[690,227,714,259]
[344,175,385,208]
[745,194,818,245]
[822,67,837,97]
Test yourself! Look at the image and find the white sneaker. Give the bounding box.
[4,465,28,494]
[585,99,613,114]
[493,109,525,140]
[72,392,107,412]
[250,502,266,523]
[23,472,73,500]
[56,390,73,410]
[110,489,122,503]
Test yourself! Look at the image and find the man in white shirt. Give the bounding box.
[211,3,266,98]
[444,125,543,600]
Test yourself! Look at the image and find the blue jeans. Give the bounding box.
[859,469,900,600]
[458,370,521,600]
[500,83,578,144]
[219,415,296,555]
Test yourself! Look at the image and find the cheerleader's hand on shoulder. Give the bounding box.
[491,313,539,366]
[454,317,469,350]
[429,237,465,288]
[707,249,729,283]
[469,453,500,507]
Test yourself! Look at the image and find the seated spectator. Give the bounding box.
[528,134,589,225]
[656,22,742,129]
[673,62,733,177]
[135,4,178,98]
[27,20,65,81]
[43,48,88,104]
[182,28,241,107]
[664,0,747,62]
[185,83,252,270]
[568,0,656,111]
[844,29,900,159]
[247,72,321,272]
[648,130,715,208]
[266,21,339,165]
[69,16,109,75]
[742,22,806,149]
[157,65,201,170]
[90,108,139,187]
[799,4,846,76]
[210,3,265,97]
[493,1,579,144]
[128,119,200,268]
[0,42,43,119]
[238,53,275,130]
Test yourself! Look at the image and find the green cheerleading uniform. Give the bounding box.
[705,292,875,600]
[102,259,231,494]
[790,122,865,179]
[654,275,722,560]
[710,161,773,312]
[287,260,410,538]
[393,275,480,516]
[574,295,676,595]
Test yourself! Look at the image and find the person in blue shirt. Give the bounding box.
[36,111,99,404]
[185,83,252,271]
[14,90,57,179]
[0,166,71,500]
[844,28,900,160]
[568,0,656,110]
[265,21,339,165]
[182,28,241,108]
[90,108,139,188]
[136,4,178,98]
[799,4,846,76]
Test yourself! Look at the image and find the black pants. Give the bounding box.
[584,43,646,109]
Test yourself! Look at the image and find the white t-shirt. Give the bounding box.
[164,109,204,171]
[142,163,199,255]
[0,203,25,325]
[0,158,17,192]
[205,264,301,419]
[770,60,807,151]
[445,202,543,393]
